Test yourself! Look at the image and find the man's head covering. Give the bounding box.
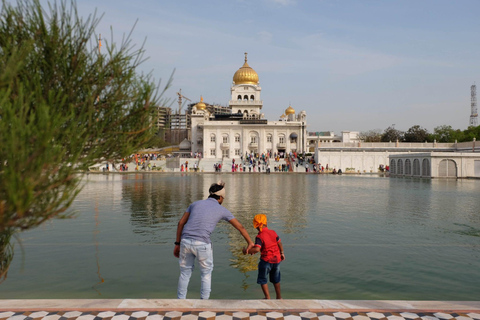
[253,214,267,231]
[210,180,226,199]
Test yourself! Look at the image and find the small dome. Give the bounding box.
[179,138,191,150]
[233,52,259,85]
[285,105,295,115]
[280,114,286,119]
[196,96,206,110]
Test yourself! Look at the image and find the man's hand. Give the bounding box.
[244,242,254,255]
[174,245,180,258]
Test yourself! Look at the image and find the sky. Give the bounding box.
[23,0,480,134]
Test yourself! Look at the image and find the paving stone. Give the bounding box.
[43,315,62,320]
[250,315,267,320]
[63,312,83,319]
[367,313,385,319]
[400,313,420,319]
[215,315,233,320]
[132,313,150,319]
[7,315,28,320]
[145,315,164,320]
[433,314,452,320]
[97,312,117,319]
[0,312,15,319]
[29,312,49,319]
[352,315,370,320]
[266,312,284,320]
[467,314,480,320]
[456,317,475,320]
[421,316,439,320]
[165,312,183,320]
[333,313,351,319]
[76,315,96,320]
[387,316,406,320]
[232,312,250,320]
[283,316,302,320]
[317,315,336,320]
[111,315,131,320]
[300,312,318,320]
[199,312,216,320]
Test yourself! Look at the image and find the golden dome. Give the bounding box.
[285,105,295,115]
[233,52,259,85]
[280,114,286,119]
[196,96,206,110]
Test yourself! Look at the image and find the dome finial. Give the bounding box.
[233,52,258,85]
[196,96,206,110]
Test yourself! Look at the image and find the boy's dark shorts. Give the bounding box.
[257,259,281,285]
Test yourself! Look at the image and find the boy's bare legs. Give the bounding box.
[273,282,282,299]
[260,284,270,299]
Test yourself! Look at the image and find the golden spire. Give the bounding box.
[233,53,259,85]
[285,105,295,115]
[196,96,206,110]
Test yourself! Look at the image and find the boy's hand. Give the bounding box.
[280,253,285,261]
[242,247,247,255]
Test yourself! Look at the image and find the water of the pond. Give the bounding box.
[2,173,480,300]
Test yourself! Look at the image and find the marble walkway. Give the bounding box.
[0,300,479,320]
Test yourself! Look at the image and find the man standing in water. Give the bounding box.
[174,181,254,299]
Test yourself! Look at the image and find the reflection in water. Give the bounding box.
[121,174,205,242]
[3,173,479,300]
[387,178,433,224]
[0,231,13,283]
[92,198,104,295]
[453,223,480,237]
[224,174,309,281]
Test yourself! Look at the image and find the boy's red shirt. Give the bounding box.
[254,227,281,263]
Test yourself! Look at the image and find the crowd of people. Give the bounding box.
[102,150,390,174]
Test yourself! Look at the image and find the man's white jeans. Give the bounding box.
[177,238,214,299]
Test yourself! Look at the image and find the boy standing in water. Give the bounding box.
[244,214,285,299]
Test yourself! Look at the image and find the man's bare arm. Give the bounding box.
[229,218,254,253]
[174,211,190,258]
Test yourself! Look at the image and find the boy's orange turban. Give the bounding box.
[253,214,267,231]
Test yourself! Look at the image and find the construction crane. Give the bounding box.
[176,89,191,114]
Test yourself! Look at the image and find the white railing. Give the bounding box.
[317,142,458,148]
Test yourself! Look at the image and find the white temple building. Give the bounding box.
[190,53,307,159]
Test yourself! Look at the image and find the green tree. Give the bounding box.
[0,0,171,280]
[433,125,455,142]
[404,125,431,142]
[359,129,382,142]
[462,125,480,142]
[381,125,404,142]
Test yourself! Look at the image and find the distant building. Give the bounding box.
[306,131,360,152]
[189,53,307,159]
